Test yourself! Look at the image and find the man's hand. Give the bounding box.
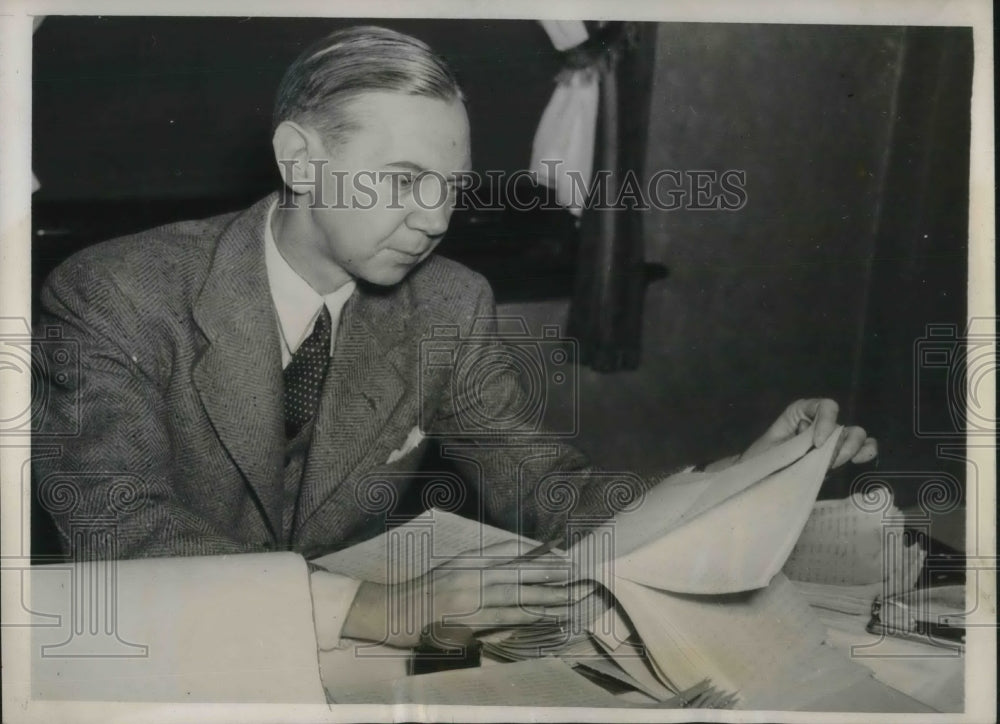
[741,398,877,468]
[341,540,573,648]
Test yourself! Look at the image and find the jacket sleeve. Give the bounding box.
[32,260,259,560]
[424,277,658,543]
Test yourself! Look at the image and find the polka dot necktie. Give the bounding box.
[283,305,332,439]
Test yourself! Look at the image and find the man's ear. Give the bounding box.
[272,121,321,198]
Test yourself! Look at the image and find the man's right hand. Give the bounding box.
[340,540,574,648]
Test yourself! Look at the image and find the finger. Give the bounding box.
[811,399,840,447]
[492,550,571,572]
[482,583,577,608]
[831,426,867,468]
[795,397,823,421]
[460,606,566,630]
[849,436,878,465]
[481,564,573,586]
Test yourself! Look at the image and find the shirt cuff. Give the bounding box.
[308,568,363,651]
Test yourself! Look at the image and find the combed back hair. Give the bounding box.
[273,25,465,147]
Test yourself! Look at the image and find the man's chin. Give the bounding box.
[358,263,420,287]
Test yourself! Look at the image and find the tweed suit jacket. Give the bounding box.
[33,194,635,561]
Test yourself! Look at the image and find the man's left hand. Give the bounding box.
[741,398,877,469]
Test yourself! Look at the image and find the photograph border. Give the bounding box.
[1,1,994,722]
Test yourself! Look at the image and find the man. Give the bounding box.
[33,26,876,648]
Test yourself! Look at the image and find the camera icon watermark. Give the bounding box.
[10,472,152,659]
[418,317,579,438]
[841,473,982,660]
[0,318,80,436]
[351,469,470,522]
[913,318,996,439]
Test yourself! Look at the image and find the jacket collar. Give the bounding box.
[192,193,414,542]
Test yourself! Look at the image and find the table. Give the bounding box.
[21,552,962,712]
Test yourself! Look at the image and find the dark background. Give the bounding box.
[32,17,562,198]
[32,18,973,553]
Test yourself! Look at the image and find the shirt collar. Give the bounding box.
[264,200,356,357]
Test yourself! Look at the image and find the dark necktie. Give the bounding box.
[283,305,332,439]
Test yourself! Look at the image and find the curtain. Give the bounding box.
[566,22,659,372]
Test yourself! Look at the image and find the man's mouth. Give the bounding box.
[390,248,426,260]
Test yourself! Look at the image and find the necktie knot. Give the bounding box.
[283,305,332,439]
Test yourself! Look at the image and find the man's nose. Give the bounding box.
[406,200,451,238]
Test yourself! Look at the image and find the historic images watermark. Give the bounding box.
[344,464,643,659]
[1,315,148,657]
[418,317,579,439]
[276,159,748,213]
[351,311,643,657]
[913,318,996,440]
[847,317,999,660]
[0,318,80,437]
[2,470,151,659]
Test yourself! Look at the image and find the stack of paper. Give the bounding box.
[574,426,840,593]
[785,494,927,588]
[314,427,926,710]
[312,509,535,582]
[784,493,927,619]
[480,623,591,662]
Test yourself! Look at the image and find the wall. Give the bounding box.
[502,23,969,497]
[32,16,560,201]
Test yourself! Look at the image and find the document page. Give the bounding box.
[614,428,841,593]
[576,428,817,566]
[610,573,872,709]
[784,494,926,591]
[312,509,534,583]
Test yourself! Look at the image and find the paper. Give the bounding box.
[587,636,678,701]
[481,623,589,662]
[313,435,900,711]
[318,429,837,596]
[572,426,841,594]
[784,494,926,591]
[326,656,624,707]
[571,655,663,703]
[821,608,963,712]
[791,580,883,615]
[312,509,534,584]
[609,573,875,709]
[617,429,840,593]
[31,552,325,703]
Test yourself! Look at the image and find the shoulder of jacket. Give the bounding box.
[406,254,492,306]
[42,206,245,308]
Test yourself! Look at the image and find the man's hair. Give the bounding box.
[273,25,465,147]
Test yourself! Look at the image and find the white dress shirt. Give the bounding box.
[264,200,362,649]
[264,201,356,368]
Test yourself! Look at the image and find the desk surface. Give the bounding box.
[321,614,961,712]
[23,552,963,712]
[820,608,963,712]
[29,553,326,704]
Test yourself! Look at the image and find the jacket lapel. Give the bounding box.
[192,194,285,541]
[294,282,414,535]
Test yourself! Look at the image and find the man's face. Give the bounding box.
[306,92,472,286]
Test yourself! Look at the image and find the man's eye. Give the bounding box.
[395,174,414,188]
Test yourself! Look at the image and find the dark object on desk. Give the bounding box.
[916,539,966,589]
[407,622,482,676]
[866,583,965,651]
